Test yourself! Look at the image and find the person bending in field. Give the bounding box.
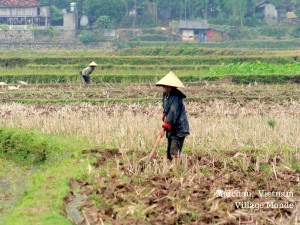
[80,61,97,84]
[156,71,190,161]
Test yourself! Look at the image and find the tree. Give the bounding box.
[224,0,247,26]
[246,0,257,17]
[269,0,299,9]
[39,0,84,25]
[93,16,113,29]
[157,0,185,19]
[49,5,63,25]
[78,30,98,43]
[84,0,127,25]
[39,0,74,9]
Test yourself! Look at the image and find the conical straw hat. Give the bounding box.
[89,61,97,66]
[156,71,185,88]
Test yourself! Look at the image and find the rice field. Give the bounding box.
[0,48,299,225]
[1,47,300,85]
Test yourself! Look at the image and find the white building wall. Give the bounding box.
[63,13,76,30]
[40,6,50,17]
[182,30,194,42]
[265,4,278,23]
[0,7,38,17]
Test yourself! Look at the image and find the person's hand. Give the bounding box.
[159,128,165,138]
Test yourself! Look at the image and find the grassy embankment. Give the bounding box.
[0,127,97,224]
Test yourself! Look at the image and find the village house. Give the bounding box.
[254,0,278,24]
[0,0,50,29]
[286,11,298,24]
[178,20,225,43]
[250,0,298,24]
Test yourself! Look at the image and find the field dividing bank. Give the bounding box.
[3,62,300,74]
[127,40,300,50]
[1,83,300,103]
[0,127,96,225]
[0,73,300,85]
[2,47,300,58]
[1,55,300,68]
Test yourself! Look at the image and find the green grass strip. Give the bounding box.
[0,127,94,224]
[0,55,299,68]
[2,94,299,104]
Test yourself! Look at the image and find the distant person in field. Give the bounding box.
[156,71,190,161]
[81,61,97,84]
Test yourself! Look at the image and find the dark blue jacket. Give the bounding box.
[162,89,190,138]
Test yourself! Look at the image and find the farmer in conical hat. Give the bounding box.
[81,61,97,84]
[156,71,190,161]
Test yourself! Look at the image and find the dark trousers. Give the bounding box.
[167,136,185,160]
[82,75,90,84]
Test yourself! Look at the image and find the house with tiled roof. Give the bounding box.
[0,0,50,29]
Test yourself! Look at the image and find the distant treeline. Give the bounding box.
[39,0,300,27]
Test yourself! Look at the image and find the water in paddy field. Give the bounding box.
[0,158,31,224]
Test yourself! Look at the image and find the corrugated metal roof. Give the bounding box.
[0,0,40,7]
[287,12,297,19]
[178,20,208,30]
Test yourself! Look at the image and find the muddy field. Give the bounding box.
[65,149,299,225]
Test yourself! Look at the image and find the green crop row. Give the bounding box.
[232,74,300,84]
[0,74,299,84]
[116,46,266,56]
[0,55,299,68]
[3,61,300,78]
[208,62,300,76]
[128,40,300,50]
[0,74,210,84]
[26,63,212,71]
[203,40,300,50]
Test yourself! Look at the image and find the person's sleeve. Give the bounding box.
[162,97,180,132]
[162,113,166,122]
[161,92,166,122]
[81,68,87,76]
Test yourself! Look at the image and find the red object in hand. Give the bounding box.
[162,113,166,122]
[162,123,171,132]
